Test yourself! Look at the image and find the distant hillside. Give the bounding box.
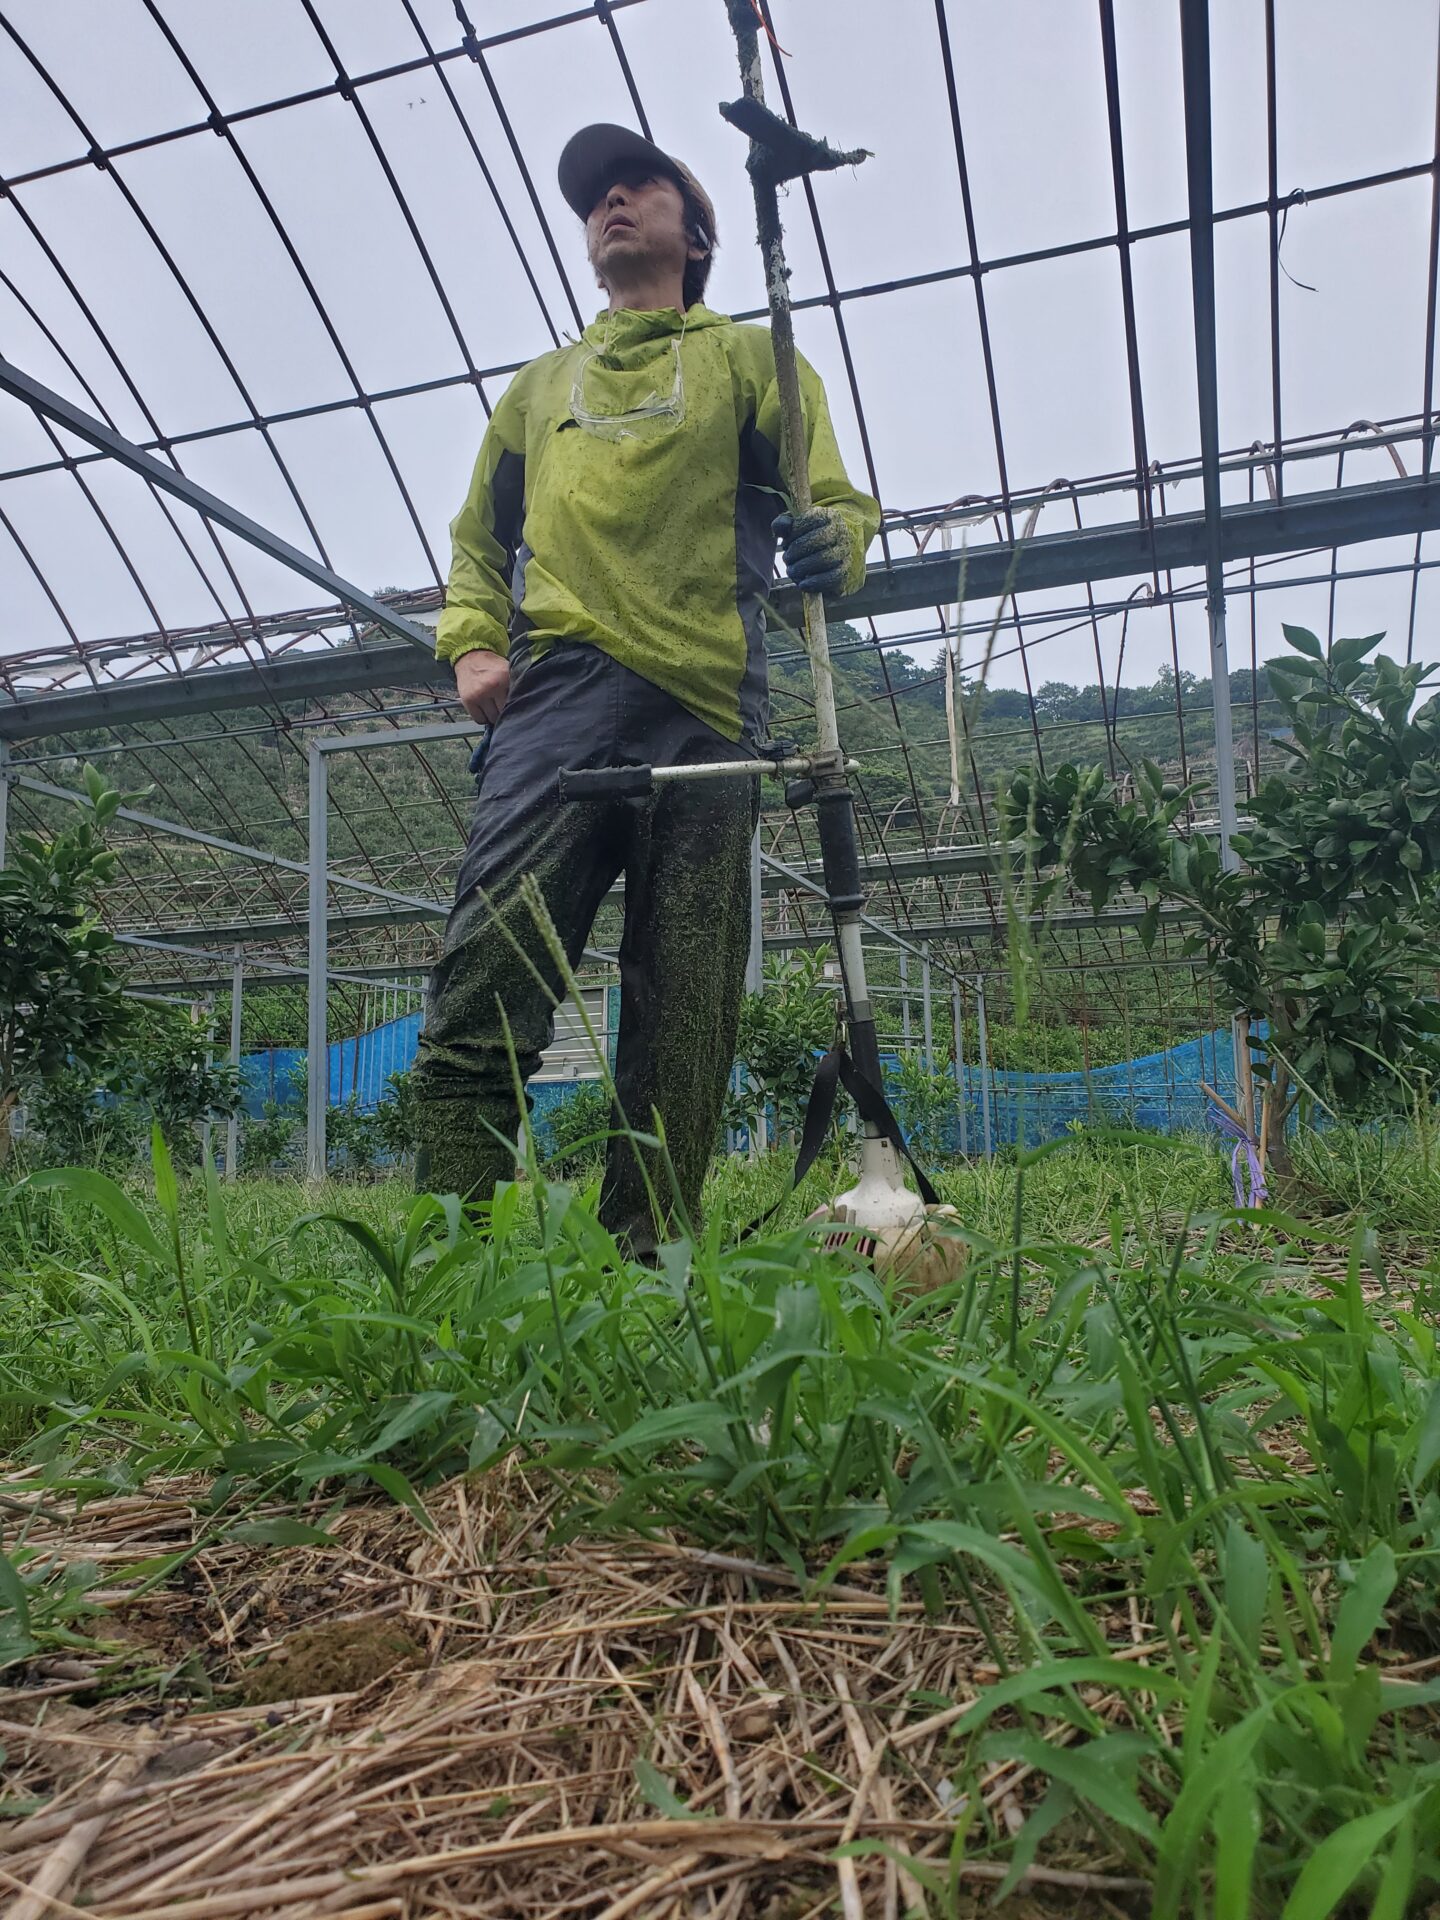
[29,626,1279,931]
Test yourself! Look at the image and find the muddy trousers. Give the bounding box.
[412,643,758,1248]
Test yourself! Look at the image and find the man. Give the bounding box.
[412,122,879,1249]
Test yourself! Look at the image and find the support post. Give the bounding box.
[306,745,328,1182]
[200,997,216,1168]
[1181,0,1248,1108]
[746,828,764,993]
[899,951,911,1048]
[0,739,9,868]
[976,975,994,1160]
[952,976,969,1156]
[746,828,767,1155]
[226,949,243,1182]
[921,945,933,1072]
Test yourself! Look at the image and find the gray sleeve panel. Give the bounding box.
[493,447,532,657]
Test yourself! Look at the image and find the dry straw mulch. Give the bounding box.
[0,1468,1151,1919]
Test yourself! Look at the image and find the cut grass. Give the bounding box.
[2,1124,1439,1914]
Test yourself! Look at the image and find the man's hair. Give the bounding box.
[673,162,718,309]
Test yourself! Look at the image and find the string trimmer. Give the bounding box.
[715,1,961,1288]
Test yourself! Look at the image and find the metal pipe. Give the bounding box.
[652,754,858,784]
[0,739,9,867]
[200,997,215,1168]
[0,354,434,656]
[14,773,442,914]
[226,949,243,1182]
[1181,0,1249,1112]
[1180,0,1240,872]
[306,745,328,1182]
[749,829,769,1154]
[746,829,763,992]
[976,975,994,1160]
[922,946,934,1072]
[899,952,911,1047]
[952,976,968,1157]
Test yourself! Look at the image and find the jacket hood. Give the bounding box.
[580,304,728,348]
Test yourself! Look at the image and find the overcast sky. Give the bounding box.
[4,0,1440,701]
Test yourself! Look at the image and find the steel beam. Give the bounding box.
[15,773,441,915]
[1180,0,1240,871]
[976,977,993,1159]
[0,355,435,658]
[6,471,1440,741]
[952,976,968,1156]
[306,746,328,1182]
[226,950,243,1183]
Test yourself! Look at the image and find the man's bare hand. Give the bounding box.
[454,649,511,726]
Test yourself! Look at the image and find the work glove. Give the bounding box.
[774,507,851,598]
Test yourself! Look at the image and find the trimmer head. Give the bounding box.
[809,1139,966,1295]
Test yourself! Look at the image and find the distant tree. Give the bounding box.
[730,947,840,1145]
[0,770,129,1170]
[1013,626,1440,1177]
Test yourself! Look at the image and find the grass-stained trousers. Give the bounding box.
[412,642,757,1250]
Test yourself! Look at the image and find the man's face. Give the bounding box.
[586,168,694,289]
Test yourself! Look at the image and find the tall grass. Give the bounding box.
[3,1123,1439,1911]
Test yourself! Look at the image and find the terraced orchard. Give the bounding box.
[3,1132,1439,1916]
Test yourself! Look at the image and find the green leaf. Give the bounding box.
[357,1461,433,1529]
[981,1731,1158,1841]
[295,1213,399,1293]
[634,1755,708,1819]
[1213,1766,1261,1918]
[364,1390,458,1460]
[596,1402,733,1459]
[22,1167,165,1262]
[1412,1381,1440,1483]
[1279,1800,1415,1920]
[948,1656,1184,1736]
[1155,1691,1291,1919]
[226,1519,335,1547]
[1282,624,1325,659]
[1222,1519,1269,1655]
[1329,1542,1397,1681]
[0,1552,33,1636]
[151,1121,180,1234]
[1328,632,1384,669]
[1369,1814,1416,1920]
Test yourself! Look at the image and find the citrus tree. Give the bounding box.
[728,946,839,1145]
[1010,627,1440,1176]
[0,770,130,1170]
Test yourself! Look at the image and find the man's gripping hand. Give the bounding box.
[454,649,511,727]
[774,508,851,599]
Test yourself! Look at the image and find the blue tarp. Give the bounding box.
[909,1027,1240,1150]
[242,1014,1243,1153]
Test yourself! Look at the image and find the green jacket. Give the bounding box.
[436,303,880,744]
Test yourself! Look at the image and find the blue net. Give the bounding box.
[242,1016,1243,1153]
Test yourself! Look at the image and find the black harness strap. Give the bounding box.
[741,1042,941,1238]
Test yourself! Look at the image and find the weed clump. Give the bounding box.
[240,1619,423,1705]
